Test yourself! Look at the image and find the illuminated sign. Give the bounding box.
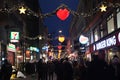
[30,46,39,52]
[7,43,16,52]
[10,32,19,42]
[93,31,120,51]
[79,35,89,44]
[95,35,116,50]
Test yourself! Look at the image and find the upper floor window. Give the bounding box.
[107,14,115,34]
[117,8,120,28]
[93,27,99,42]
[100,24,104,38]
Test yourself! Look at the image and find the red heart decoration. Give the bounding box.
[56,8,70,21]
[57,45,62,49]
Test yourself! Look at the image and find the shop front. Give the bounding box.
[90,29,120,63]
[7,43,16,66]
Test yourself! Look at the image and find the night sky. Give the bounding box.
[39,0,79,46]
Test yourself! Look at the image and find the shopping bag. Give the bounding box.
[17,71,26,78]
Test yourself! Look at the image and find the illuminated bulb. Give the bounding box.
[59,30,62,33]
[39,36,42,40]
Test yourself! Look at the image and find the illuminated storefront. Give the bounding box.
[7,43,16,66]
[90,29,120,63]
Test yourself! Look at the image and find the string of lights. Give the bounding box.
[0,1,119,40]
[0,1,119,18]
[22,34,58,40]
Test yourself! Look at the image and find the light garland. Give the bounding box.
[0,2,119,18]
[22,34,58,40]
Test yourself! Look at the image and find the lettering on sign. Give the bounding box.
[95,35,116,50]
[106,35,116,47]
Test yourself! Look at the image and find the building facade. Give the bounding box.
[69,0,120,62]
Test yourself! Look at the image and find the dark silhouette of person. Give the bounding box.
[63,58,73,80]
[111,55,120,80]
[54,59,64,80]
[73,61,80,80]
[25,62,31,75]
[37,59,48,80]
[1,59,12,80]
[47,60,55,80]
[87,55,108,80]
[37,59,44,80]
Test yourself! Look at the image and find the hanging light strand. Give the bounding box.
[0,2,119,18]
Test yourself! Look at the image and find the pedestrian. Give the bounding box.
[47,60,55,80]
[63,58,73,80]
[1,59,12,80]
[111,55,120,80]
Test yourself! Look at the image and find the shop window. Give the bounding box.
[107,14,115,34]
[117,8,120,28]
[99,20,107,38]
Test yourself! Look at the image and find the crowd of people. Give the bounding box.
[26,55,120,80]
[24,54,120,80]
[0,54,120,80]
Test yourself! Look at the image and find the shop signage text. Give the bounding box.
[95,35,116,50]
[94,31,120,51]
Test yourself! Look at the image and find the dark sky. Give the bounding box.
[39,0,79,46]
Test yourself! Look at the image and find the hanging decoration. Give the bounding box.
[57,45,62,49]
[56,8,70,20]
[100,4,107,12]
[19,6,26,14]
[58,35,65,43]
[0,1,119,19]
[1,1,119,41]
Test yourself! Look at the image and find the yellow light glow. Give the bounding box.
[19,6,26,14]
[58,50,62,53]
[58,36,65,43]
[58,52,61,59]
[100,4,107,12]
